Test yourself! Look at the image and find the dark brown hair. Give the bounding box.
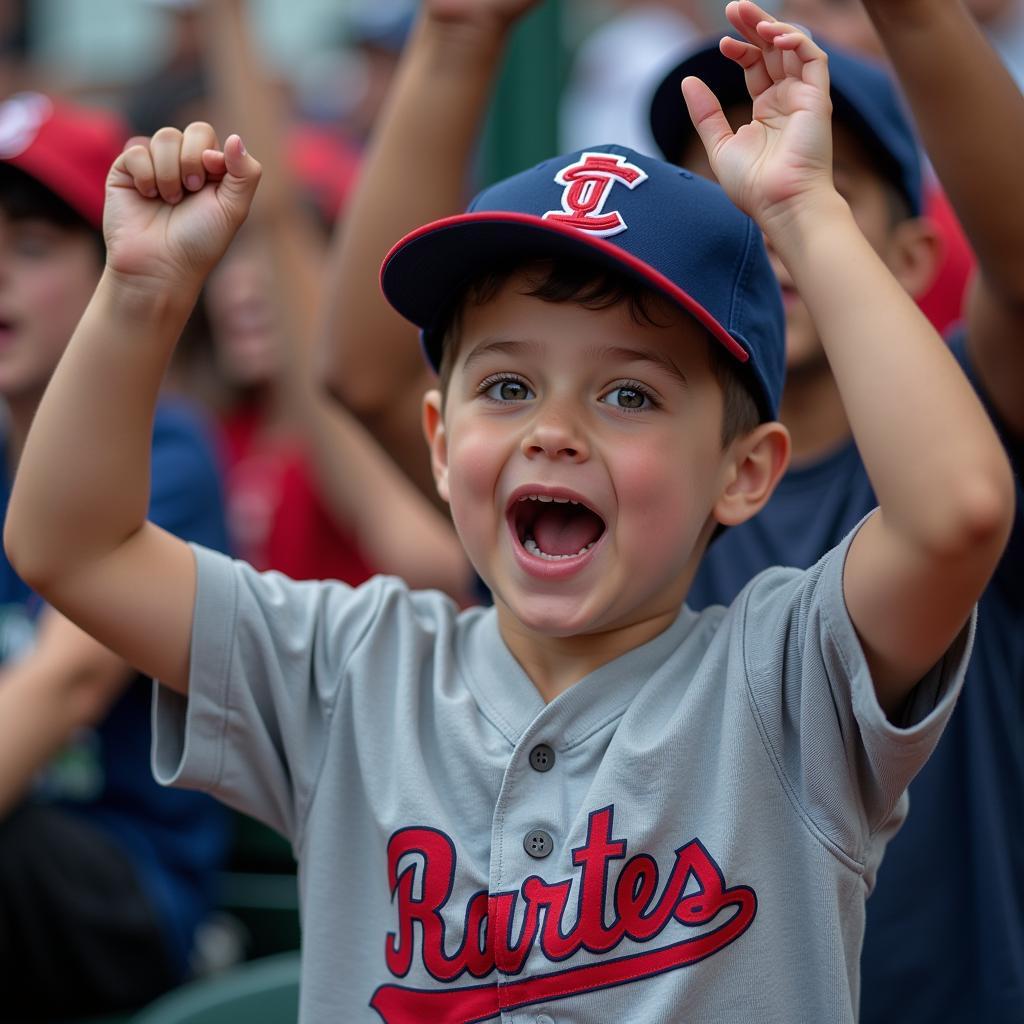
[435,256,761,446]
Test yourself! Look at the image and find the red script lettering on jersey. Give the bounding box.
[370,805,756,1023]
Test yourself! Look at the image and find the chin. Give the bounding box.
[500,592,604,638]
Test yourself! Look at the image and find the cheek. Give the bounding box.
[28,258,99,340]
[609,442,707,549]
[443,421,509,535]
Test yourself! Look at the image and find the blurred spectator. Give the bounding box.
[335,0,416,146]
[783,0,1024,87]
[775,0,979,334]
[0,0,29,96]
[125,0,210,135]
[0,92,231,1019]
[560,0,708,155]
[190,0,470,597]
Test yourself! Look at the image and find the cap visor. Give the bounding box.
[380,211,747,369]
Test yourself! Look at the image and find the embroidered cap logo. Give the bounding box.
[543,152,649,237]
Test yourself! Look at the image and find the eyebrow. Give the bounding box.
[461,338,690,388]
[596,346,690,389]
[460,337,544,372]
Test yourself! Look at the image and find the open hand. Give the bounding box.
[682,1,833,228]
[104,122,261,293]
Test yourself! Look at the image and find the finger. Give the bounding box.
[724,0,765,49]
[123,135,150,153]
[111,143,159,199]
[201,149,227,179]
[721,36,773,98]
[758,21,830,93]
[180,121,219,192]
[681,77,734,164]
[215,135,262,222]
[149,126,185,204]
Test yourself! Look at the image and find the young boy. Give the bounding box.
[4,7,1013,1022]
[648,12,1024,1021]
[0,93,232,1017]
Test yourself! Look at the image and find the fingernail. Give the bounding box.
[185,174,201,191]
[145,187,159,198]
[238,138,247,156]
[169,192,183,204]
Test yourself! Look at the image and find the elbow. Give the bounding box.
[926,461,1015,561]
[3,503,71,598]
[2,512,47,594]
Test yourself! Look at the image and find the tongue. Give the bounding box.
[531,505,603,556]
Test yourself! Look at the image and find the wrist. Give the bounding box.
[414,10,515,74]
[97,267,200,325]
[760,189,854,263]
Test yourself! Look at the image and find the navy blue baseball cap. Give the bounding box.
[649,38,922,216]
[380,144,785,421]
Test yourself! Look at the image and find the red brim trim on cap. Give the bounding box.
[380,211,749,364]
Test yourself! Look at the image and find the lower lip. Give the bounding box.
[507,521,604,580]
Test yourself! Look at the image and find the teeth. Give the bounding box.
[517,494,581,505]
[523,537,596,560]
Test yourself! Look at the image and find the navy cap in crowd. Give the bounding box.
[649,38,922,216]
[380,144,785,421]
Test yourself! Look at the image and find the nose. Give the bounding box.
[521,401,589,462]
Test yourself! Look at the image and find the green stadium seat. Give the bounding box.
[129,952,300,1024]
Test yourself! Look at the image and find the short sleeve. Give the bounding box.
[739,518,973,864]
[152,546,395,844]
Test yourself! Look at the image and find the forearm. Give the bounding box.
[5,273,197,589]
[318,14,512,412]
[0,623,129,818]
[863,0,1024,297]
[772,197,1012,552]
[305,405,470,596]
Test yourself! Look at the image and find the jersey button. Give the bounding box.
[529,743,555,772]
[524,829,553,859]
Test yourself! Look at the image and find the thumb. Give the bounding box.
[681,76,734,166]
[214,135,262,224]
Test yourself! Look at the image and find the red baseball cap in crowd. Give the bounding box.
[0,92,128,230]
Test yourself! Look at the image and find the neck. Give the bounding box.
[779,363,852,464]
[497,604,682,704]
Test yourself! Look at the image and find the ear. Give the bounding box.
[422,389,450,505]
[713,421,791,527]
[884,215,943,299]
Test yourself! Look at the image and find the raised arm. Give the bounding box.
[3,126,261,695]
[684,1,1014,714]
[862,0,1024,435]
[200,0,471,596]
[317,0,539,499]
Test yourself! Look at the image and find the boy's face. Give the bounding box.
[682,115,918,379]
[424,274,741,645]
[0,208,102,403]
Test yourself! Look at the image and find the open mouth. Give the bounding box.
[510,494,606,561]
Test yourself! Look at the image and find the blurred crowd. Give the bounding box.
[0,0,1021,1020]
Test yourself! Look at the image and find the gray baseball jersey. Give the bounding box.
[153,523,970,1023]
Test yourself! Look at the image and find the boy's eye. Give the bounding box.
[601,385,652,411]
[483,378,534,402]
